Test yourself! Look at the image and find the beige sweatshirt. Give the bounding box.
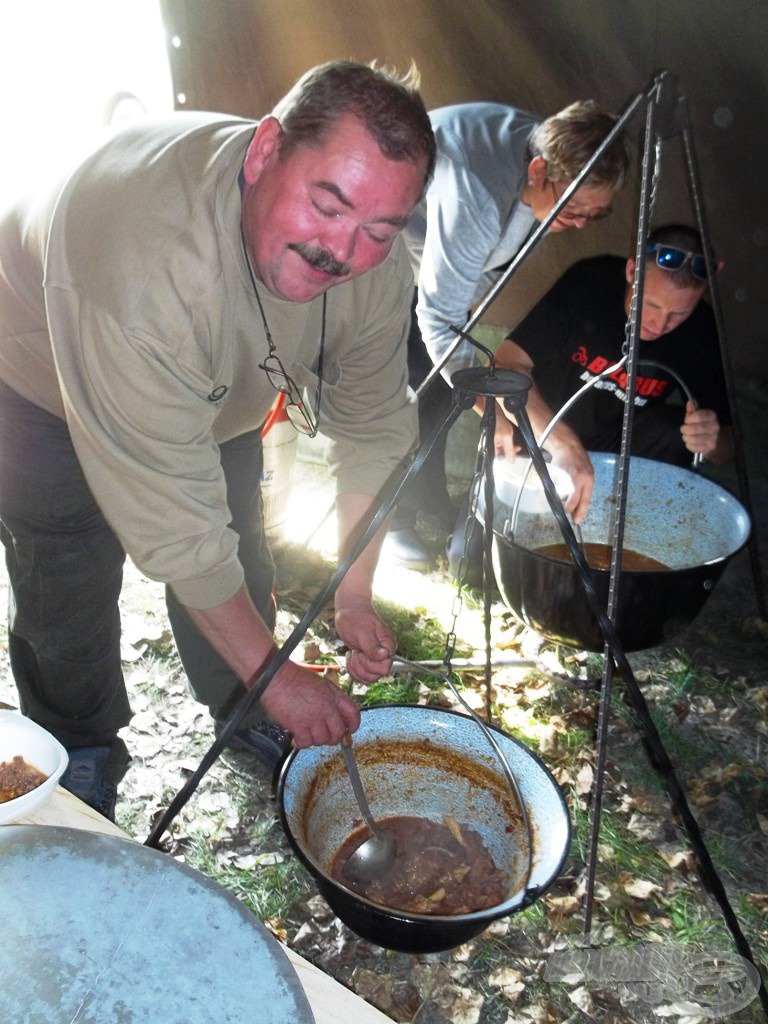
[0,113,417,608]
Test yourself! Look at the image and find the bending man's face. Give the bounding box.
[625,261,706,341]
[241,113,427,303]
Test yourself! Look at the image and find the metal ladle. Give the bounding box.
[339,732,396,886]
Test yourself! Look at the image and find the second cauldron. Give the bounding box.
[488,453,750,653]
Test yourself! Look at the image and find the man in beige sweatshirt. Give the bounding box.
[0,61,435,816]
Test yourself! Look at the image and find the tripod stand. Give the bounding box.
[444,71,766,1014]
[145,69,766,1017]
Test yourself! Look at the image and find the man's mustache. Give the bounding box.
[289,243,350,277]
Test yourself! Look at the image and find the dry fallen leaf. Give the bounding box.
[121,639,147,663]
[566,705,598,729]
[264,918,287,942]
[620,874,663,899]
[657,844,696,873]
[544,894,581,929]
[547,714,569,733]
[653,999,709,1020]
[302,641,322,662]
[538,724,559,755]
[574,877,612,901]
[411,963,484,1024]
[745,892,768,912]
[575,762,594,796]
[627,906,654,926]
[488,966,525,1005]
[439,986,484,1024]
[516,1001,559,1023]
[410,962,451,1002]
[349,968,395,1013]
[538,649,566,676]
[628,788,664,815]
[688,761,745,806]
[626,811,662,841]
[649,917,675,932]
[741,615,768,639]
[567,985,596,1016]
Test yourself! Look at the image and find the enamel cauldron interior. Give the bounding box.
[489,453,750,653]
[277,705,570,953]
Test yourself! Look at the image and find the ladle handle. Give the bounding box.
[340,732,380,837]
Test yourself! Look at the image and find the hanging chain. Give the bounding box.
[443,411,492,669]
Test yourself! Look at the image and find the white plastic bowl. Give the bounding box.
[0,711,69,824]
[493,457,574,513]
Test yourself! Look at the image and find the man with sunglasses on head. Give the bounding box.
[0,61,436,817]
[494,223,733,524]
[384,99,630,570]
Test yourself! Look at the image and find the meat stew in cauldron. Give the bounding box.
[331,814,507,915]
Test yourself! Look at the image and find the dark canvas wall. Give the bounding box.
[159,0,768,387]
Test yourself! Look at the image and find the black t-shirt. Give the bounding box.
[512,256,730,450]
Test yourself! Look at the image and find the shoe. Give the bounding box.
[446,527,485,589]
[382,527,430,571]
[61,738,131,822]
[214,717,291,771]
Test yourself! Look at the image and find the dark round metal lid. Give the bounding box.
[0,825,314,1023]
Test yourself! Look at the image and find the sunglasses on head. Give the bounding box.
[645,244,710,281]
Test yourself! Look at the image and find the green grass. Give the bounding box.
[359,675,421,707]
[564,774,768,961]
[179,827,313,923]
[375,597,472,663]
[568,773,679,886]
[663,889,735,946]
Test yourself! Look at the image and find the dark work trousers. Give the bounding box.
[391,296,455,531]
[0,378,275,748]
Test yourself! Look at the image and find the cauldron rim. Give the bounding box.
[490,452,750,564]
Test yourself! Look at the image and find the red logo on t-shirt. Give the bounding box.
[572,349,669,400]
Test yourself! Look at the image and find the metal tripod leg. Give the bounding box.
[145,389,471,848]
[680,104,767,619]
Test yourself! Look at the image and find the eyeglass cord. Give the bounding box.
[241,227,326,437]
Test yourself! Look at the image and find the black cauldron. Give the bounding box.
[490,453,750,653]
[277,705,570,953]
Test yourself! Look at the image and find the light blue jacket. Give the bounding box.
[404,103,540,379]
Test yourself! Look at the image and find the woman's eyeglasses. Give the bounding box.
[548,181,612,223]
[645,244,710,282]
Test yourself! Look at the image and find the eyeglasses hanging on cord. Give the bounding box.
[241,228,326,437]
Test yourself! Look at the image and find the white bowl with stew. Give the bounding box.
[0,711,69,824]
